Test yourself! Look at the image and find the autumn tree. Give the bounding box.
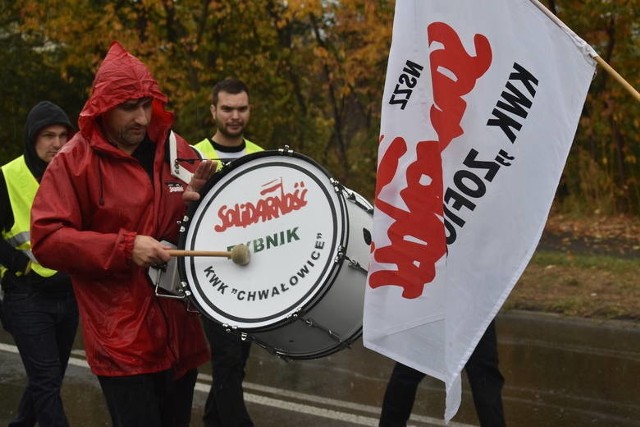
[0,1,89,160]
[2,0,638,213]
[549,0,640,215]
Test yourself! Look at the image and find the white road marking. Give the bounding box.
[0,343,474,427]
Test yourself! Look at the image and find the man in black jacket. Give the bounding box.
[0,101,79,427]
[379,320,506,427]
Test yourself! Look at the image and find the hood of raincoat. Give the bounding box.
[78,41,171,147]
[24,101,74,181]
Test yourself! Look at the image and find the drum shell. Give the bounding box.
[249,188,372,359]
[177,150,372,359]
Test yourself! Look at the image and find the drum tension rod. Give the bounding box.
[183,291,204,315]
[250,338,293,362]
[335,246,368,274]
[289,308,344,343]
[299,316,343,343]
[232,333,291,362]
[345,192,374,214]
[345,255,368,274]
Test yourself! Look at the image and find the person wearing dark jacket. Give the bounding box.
[30,42,216,427]
[0,101,79,427]
[378,319,506,427]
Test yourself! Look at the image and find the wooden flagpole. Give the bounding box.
[592,56,640,102]
[528,0,640,102]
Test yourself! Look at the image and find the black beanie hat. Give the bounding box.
[23,101,74,181]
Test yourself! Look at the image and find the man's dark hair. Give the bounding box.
[212,78,250,105]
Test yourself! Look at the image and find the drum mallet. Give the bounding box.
[168,244,251,266]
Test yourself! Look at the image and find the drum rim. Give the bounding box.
[178,149,349,330]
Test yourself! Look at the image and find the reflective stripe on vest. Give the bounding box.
[1,156,57,277]
[193,138,263,166]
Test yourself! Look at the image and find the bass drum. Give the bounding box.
[177,149,372,359]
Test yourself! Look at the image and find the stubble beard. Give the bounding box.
[216,118,245,140]
[118,127,146,148]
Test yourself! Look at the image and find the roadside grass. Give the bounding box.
[504,250,640,321]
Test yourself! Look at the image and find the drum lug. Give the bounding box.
[330,178,345,194]
[180,281,192,297]
[335,245,346,264]
[288,307,302,319]
[219,324,248,344]
[278,145,294,156]
[178,214,190,231]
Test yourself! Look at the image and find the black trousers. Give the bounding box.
[98,368,198,427]
[3,289,78,427]
[202,319,253,427]
[379,320,505,427]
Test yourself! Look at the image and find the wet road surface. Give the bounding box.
[1,310,639,426]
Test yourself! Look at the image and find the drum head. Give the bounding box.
[178,150,348,330]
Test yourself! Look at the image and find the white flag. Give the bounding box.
[363,0,596,421]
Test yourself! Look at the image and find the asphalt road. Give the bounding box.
[1,310,640,426]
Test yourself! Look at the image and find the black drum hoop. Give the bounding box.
[177,149,350,331]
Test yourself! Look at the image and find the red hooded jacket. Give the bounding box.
[31,42,209,377]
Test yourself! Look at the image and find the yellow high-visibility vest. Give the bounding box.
[193,138,263,169]
[1,156,57,278]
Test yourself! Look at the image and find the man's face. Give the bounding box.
[35,124,69,163]
[102,97,152,151]
[211,91,250,139]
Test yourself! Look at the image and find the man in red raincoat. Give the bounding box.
[31,41,215,427]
